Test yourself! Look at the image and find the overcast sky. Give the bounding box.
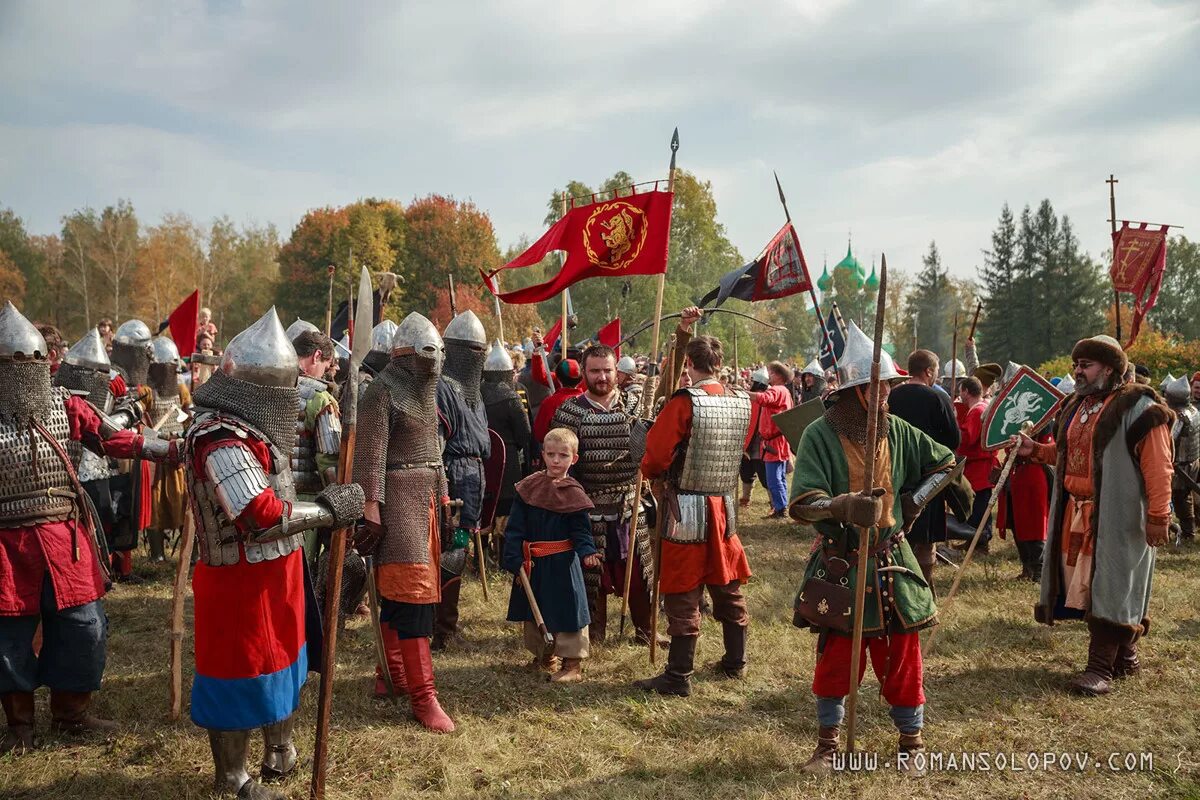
[2,0,1197,283]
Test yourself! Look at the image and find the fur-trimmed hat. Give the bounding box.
[1071,335,1127,377]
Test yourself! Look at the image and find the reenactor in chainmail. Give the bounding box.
[1164,375,1199,544]
[481,342,531,551]
[106,319,156,580]
[144,336,191,563]
[0,302,178,755]
[552,343,658,645]
[184,308,364,798]
[354,312,456,733]
[432,310,491,650]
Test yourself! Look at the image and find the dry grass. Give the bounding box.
[3,493,1200,799]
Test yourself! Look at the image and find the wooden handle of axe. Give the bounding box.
[517,567,554,646]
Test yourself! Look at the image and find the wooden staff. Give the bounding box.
[560,191,569,357]
[968,301,983,339]
[647,333,679,666]
[474,528,490,601]
[325,263,336,336]
[168,506,195,721]
[311,266,372,800]
[1108,174,1121,342]
[950,311,959,398]
[619,360,662,638]
[924,422,1033,658]
[518,565,555,647]
[845,254,888,752]
[774,170,839,370]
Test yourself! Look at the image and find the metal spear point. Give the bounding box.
[844,254,887,753]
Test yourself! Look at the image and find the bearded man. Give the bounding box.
[1022,335,1172,697]
[552,343,656,645]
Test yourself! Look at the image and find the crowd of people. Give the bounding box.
[0,294,1189,794]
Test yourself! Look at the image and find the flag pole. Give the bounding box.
[774,171,838,371]
[1107,174,1122,342]
[950,311,959,397]
[560,191,569,357]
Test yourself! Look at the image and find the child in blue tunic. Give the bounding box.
[503,427,598,683]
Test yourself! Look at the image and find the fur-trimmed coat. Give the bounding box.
[1035,383,1174,633]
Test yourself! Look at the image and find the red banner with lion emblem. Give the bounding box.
[482,188,673,305]
[1111,221,1168,347]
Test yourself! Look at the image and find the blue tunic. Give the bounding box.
[503,492,596,633]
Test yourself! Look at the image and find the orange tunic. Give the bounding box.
[641,380,752,595]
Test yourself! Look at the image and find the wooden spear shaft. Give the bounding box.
[950,311,959,398]
[968,301,983,340]
[168,506,195,721]
[774,170,839,370]
[648,333,678,666]
[560,191,569,357]
[844,254,888,752]
[1108,174,1122,342]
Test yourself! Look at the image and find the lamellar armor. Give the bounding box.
[187,308,363,568]
[663,384,751,545]
[553,397,638,514]
[292,375,341,495]
[1166,376,1200,464]
[354,312,446,567]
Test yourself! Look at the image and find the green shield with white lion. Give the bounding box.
[981,367,1066,450]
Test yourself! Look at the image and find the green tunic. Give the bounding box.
[788,414,954,636]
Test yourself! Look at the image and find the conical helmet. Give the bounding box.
[370,320,398,354]
[0,301,48,360]
[63,327,110,371]
[484,340,513,373]
[334,333,351,359]
[113,319,151,346]
[1160,372,1176,392]
[836,321,901,391]
[1165,374,1191,405]
[444,310,486,346]
[1058,374,1076,394]
[150,336,181,365]
[285,318,319,341]
[802,357,824,378]
[392,312,444,366]
[218,307,298,388]
[942,359,966,379]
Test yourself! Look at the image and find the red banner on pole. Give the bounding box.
[597,317,621,358]
[753,221,812,301]
[482,188,673,305]
[1111,222,1168,347]
[167,290,200,358]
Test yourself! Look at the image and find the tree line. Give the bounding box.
[2,187,1192,368]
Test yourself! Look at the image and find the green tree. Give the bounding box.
[906,241,955,358]
[1146,235,1200,339]
[977,204,1018,359]
[0,207,43,317]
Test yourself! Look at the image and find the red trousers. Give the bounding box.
[811,631,925,707]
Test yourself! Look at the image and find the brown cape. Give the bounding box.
[515,472,595,515]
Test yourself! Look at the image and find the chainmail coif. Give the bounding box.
[111,342,150,387]
[823,390,890,446]
[53,362,112,408]
[442,341,485,407]
[147,363,180,397]
[0,362,56,424]
[191,369,300,455]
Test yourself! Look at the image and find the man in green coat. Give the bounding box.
[788,322,959,774]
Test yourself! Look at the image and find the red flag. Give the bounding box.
[482,188,673,304]
[753,221,812,301]
[1111,222,1168,347]
[168,290,200,358]
[543,317,563,352]
[597,317,621,358]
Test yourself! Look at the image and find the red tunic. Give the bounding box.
[748,384,793,462]
[996,431,1053,543]
[957,401,998,491]
[534,386,584,443]
[641,381,752,595]
[0,396,146,615]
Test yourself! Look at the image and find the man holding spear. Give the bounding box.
[789,284,958,773]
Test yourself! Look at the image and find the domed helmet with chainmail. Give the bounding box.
[483,340,514,384]
[285,318,319,341]
[54,327,114,412]
[442,310,487,407]
[148,336,182,399]
[364,319,397,375]
[111,319,152,386]
[191,307,300,454]
[1165,374,1192,408]
[0,301,53,424]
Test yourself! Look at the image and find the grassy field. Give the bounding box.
[3,493,1199,800]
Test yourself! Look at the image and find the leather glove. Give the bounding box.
[1145,519,1170,547]
[353,518,385,557]
[828,488,885,528]
[899,492,920,527]
[316,482,365,528]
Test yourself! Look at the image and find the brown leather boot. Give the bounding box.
[633,636,696,697]
[549,658,583,683]
[1,691,35,754]
[799,725,840,775]
[1112,640,1141,679]
[715,623,747,678]
[897,731,926,775]
[49,690,118,735]
[1067,620,1123,696]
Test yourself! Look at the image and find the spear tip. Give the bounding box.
[670,127,680,150]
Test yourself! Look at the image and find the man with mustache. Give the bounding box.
[1019,335,1173,696]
